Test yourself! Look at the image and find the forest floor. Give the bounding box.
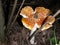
[0,19,60,45]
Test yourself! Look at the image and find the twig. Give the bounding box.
[10,0,25,27]
[56,17,60,21]
[7,0,18,26]
[53,10,60,17]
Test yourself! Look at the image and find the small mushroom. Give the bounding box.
[41,16,55,31]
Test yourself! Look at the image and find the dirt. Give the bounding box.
[3,20,60,45]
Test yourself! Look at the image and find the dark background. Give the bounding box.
[1,0,60,26]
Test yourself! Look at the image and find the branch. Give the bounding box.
[56,17,60,21]
[10,0,25,27]
[7,0,18,26]
[53,10,60,17]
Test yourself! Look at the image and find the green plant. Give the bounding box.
[58,41,60,45]
[50,27,57,45]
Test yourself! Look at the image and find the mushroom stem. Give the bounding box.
[29,29,41,41]
[30,24,37,44]
[53,10,60,17]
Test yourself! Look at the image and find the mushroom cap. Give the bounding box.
[45,15,55,24]
[41,16,55,31]
[35,7,50,17]
[22,18,37,30]
[20,6,34,18]
[34,7,50,28]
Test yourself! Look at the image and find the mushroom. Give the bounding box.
[20,6,50,31]
[41,15,55,31]
[20,6,51,44]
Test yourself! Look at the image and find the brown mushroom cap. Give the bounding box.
[35,7,50,28]
[20,6,34,18]
[41,16,55,31]
[45,16,55,24]
[22,18,35,30]
[35,7,50,17]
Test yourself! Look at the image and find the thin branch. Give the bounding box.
[56,17,60,21]
[53,10,60,17]
[7,0,18,26]
[10,0,25,27]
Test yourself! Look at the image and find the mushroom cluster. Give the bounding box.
[20,6,55,44]
[20,6,55,31]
